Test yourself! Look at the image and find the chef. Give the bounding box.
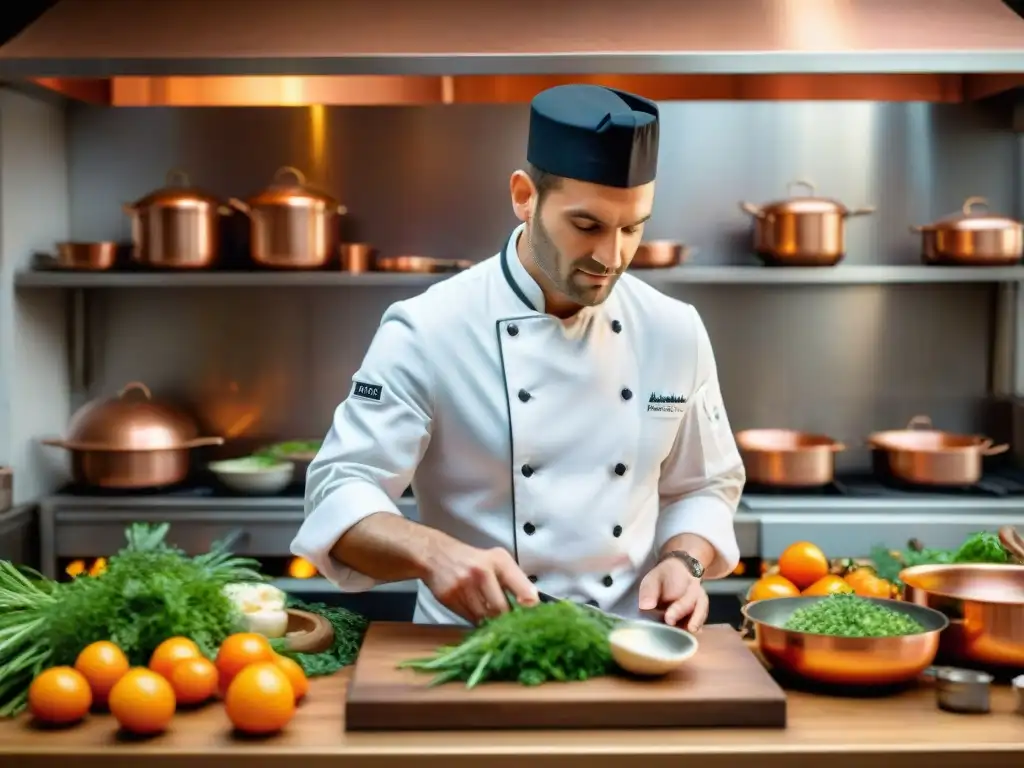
[292,84,745,630]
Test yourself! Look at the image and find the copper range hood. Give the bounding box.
[7,0,1024,107]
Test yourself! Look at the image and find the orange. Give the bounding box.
[225,662,296,734]
[272,654,309,701]
[777,541,830,590]
[108,668,176,734]
[149,636,201,681]
[28,666,92,725]
[802,574,854,597]
[215,632,275,691]
[845,570,893,599]
[747,574,800,602]
[74,640,130,705]
[169,656,219,706]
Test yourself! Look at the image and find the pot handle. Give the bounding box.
[274,166,307,185]
[39,438,68,448]
[786,179,816,197]
[165,169,192,187]
[227,198,251,216]
[979,441,1010,456]
[844,205,876,218]
[906,415,933,430]
[738,201,764,218]
[118,381,152,400]
[829,442,847,452]
[962,196,989,216]
[183,436,226,448]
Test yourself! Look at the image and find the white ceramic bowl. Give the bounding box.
[609,621,700,676]
[209,458,295,495]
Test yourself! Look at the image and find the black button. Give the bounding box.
[521,464,534,477]
[614,463,627,476]
[602,575,614,587]
[621,388,633,401]
[507,324,519,337]
[518,389,531,403]
[528,574,538,583]
[613,525,623,537]
[523,522,536,535]
[585,599,599,608]
[611,320,622,333]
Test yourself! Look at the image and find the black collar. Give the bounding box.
[500,230,537,312]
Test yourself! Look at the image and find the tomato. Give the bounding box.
[149,637,201,681]
[74,640,129,705]
[225,662,296,734]
[28,667,92,725]
[215,633,275,692]
[272,654,309,701]
[845,570,893,598]
[169,656,219,706]
[777,541,830,590]
[747,574,800,602]
[802,574,854,597]
[108,668,176,734]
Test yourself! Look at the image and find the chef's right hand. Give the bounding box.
[422,540,539,624]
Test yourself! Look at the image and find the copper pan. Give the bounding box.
[631,241,693,269]
[375,255,472,273]
[901,530,1024,669]
[866,414,1008,486]
[735,428,845,487]
[55,241,119,271]
[339,243,376,274]
[911,196,1024,266]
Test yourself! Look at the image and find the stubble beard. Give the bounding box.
[528,214,617,308]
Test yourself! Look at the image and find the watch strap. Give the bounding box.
[660,549,705,580]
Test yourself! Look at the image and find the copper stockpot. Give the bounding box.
[866,415,1009,486]
[631,241,692,269]
[124,170,231,269]
[743,596,948,686]
[901,531,1024,669]
[41,381,224,489]
[230,167,347,269]
[735,429,845,487]
[911,196,1024,266]
[739,180,874,267]
[54,241,118,271]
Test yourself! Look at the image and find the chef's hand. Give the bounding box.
[422,539,539,624]
[638,558,709,632]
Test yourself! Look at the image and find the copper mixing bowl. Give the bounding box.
[743,596,949,686]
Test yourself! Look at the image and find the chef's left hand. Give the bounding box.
[638,558,709,632]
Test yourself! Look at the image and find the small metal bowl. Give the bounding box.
[742,596,949,686]
[609,621,699,676]
[933,667,993,714]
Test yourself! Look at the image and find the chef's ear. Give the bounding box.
[509,169,536,223]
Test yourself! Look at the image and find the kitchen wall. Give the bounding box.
[52,100,1018,473]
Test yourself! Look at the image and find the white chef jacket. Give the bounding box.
[292,224,745,625]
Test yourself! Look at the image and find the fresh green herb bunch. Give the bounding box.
[871,530,1010,585]
[271,596,369,676]
[399,599,616,689]
[0,562,61,717]
[782,593,925,638]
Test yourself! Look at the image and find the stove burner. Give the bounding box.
[743,466,1024,499]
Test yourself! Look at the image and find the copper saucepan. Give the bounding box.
[631,241,693,269]
[54,242,119,271]
[901,528,1024,669]
[734,429,845,487]
[911,197,1024,266]
[866,415,1009,486]
[374,256,473,273]
[41,381,224,489]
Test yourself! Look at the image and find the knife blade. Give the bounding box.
[537,590,667,625]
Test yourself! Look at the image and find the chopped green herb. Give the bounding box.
[398,599,616,688]
[782,593,925,637]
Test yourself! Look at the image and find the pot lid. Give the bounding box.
[64,382,201,450]
[926,196,1022,232]
[755,180,849,215]
[130,169,224,209]
[248,166,341,209]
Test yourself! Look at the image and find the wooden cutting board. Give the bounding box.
[345,621,787,731]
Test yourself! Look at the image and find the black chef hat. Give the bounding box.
[527,84,660,189]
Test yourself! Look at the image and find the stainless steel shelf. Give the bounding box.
[16,265,1024,289]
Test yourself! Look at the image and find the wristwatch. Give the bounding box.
[660,550,705,581]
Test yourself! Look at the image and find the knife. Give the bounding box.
[536,590,665,625]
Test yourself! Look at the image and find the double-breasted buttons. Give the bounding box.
[518,389,531,402]
[602,575,614,587]
[614,463,627,476]
[507,323,519,337]
[585,600,600,608]
[528,574,538,583]
[611,320,622,334]
[612,525,623,538]
[521,464,534,477]
[621,388,633,401]
[523,522,536,535]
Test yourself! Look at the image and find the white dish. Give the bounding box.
[208,458,295,495]
[608,621,699,676]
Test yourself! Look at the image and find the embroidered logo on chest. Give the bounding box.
[647,392,687,414]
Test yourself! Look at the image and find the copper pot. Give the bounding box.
[230,166,347,269]
[124,170,231,269]
[911,196,1024,266]
[339,243,376,274]
[866,415,1009,486]
[631,241,692,269]
[41,381,224,489]
[735,429,845,487]
[739,180,874,267]
[55,242,119,271]
[374,256,472,273]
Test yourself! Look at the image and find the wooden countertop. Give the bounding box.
[2,668,1024,768]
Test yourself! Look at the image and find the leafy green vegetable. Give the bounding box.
[783,593,925,637]
[0,562,61,717]
[398,599,616,688]
[256,440,322,459]
[270,596,368,676]
[871,530,1011,585]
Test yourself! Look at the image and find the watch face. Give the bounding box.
[676,551,703,579]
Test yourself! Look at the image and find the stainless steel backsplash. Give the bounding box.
[66,101,1017,469]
